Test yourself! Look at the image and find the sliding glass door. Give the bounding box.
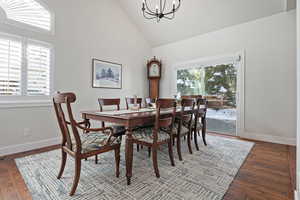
[176,60,239,136]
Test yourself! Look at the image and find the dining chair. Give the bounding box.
[125,97,142,110]
[97,98,126,164]
[193,97,208,150]
[173,98,195,160]
[130,99,176,178]
[53,92,121,196]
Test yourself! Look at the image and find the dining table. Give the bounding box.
[81,107,206,185]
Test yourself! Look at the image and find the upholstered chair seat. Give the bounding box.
[132,127,171,143]
[72,132,121,153]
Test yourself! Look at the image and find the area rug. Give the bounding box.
[15,135,254,200]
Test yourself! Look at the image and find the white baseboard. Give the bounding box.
[295,191,299,200]
[0,137,60,157]
[240,131,296,146]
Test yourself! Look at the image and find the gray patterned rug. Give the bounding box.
[15,135,254,200]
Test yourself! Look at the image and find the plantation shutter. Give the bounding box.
[27,43,51,96]
[0,37,22,96]
[0,0,51,31]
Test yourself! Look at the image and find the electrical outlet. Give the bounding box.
[23,128,31,137]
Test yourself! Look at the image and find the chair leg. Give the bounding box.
[168,140,175,166]
[187,132,193,154]
[114,148,120,178]
[69,158,81,196]
[57,150,67,179]
[194,129,199,151]
[176,136,183,161]
[137,144,140,152]
[148,147,151,158]
[202,130,207,146]
[95,155,98,164]
[152,147,160,178]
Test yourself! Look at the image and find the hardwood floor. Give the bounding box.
[0,136,296,200]
[223,140,296,200]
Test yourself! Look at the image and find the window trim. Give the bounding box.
[0,0,55,35]
[0,32,55,107]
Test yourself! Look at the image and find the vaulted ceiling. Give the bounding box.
[117,0,296,47]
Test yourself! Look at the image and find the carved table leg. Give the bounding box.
[125,128,134,185]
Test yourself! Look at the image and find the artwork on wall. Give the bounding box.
[92,59,122,89]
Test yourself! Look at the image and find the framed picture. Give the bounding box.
[92,59,122,89]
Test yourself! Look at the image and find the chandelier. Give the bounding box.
[142,0,182,22]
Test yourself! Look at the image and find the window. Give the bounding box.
[0,36,22,95]
[27,43,51,95]
[0,33,52,97]
[0,0,52,31]
[0,0,53,107]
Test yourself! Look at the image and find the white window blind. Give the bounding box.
[0,0,51,31]
[0,37,22,96]
[27,43,50,96]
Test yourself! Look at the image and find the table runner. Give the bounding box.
[96,108,156,116]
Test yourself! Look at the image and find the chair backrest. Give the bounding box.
[53,92,82,153]
[98,98,121,128]
[152,98,177,142]
[145,97,156,107]
[180,98,195,127]
[125,97,142,110]
[191,97,208,132]
[98,98,121,111]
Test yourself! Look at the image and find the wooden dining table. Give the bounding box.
[81,107,206,185]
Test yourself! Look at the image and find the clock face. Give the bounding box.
[149,63,160,77]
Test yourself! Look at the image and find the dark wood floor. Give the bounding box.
[0,134,296,200]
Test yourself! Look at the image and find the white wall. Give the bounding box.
[153,10,297,145]
[0,0,151,155]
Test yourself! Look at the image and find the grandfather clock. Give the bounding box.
[147,57,161,99]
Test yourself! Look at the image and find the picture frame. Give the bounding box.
[92,59,122,89]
